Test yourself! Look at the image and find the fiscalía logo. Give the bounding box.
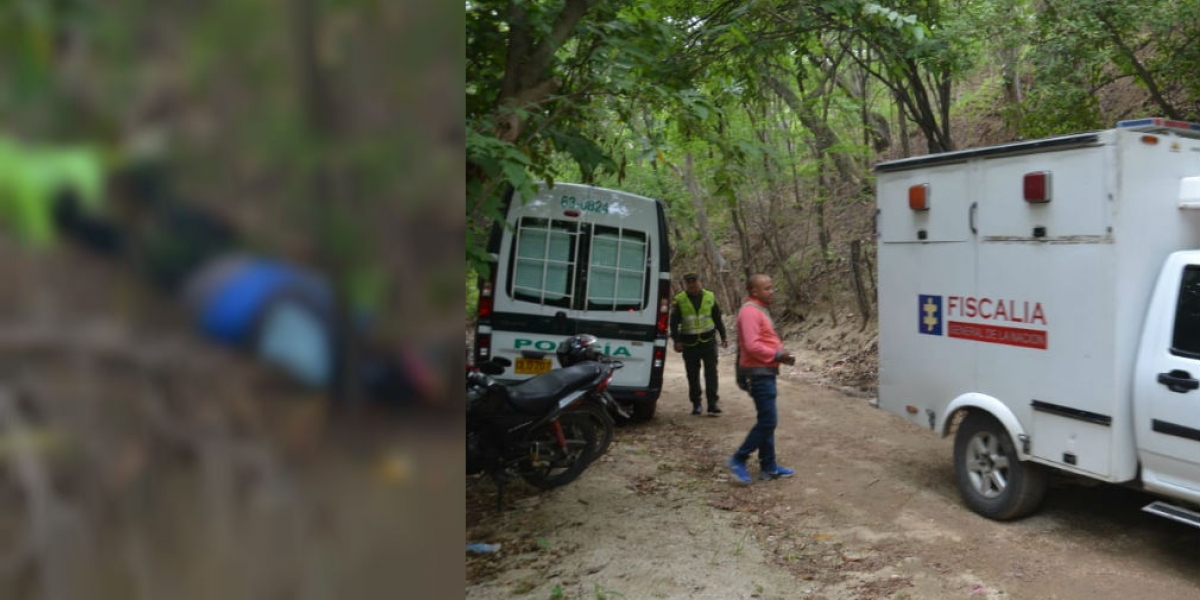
[919,294,942,336]
[916,293,1048,350]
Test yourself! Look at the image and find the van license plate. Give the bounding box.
[515,358,553,375]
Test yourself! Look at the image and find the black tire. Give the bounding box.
[953,411,1047,520]
[519,412,597,490]
[574,402,615,463]
[629,399,657,421]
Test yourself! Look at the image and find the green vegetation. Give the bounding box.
[467,0,1200,322]
[0,138,105,246]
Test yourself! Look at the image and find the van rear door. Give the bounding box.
[485,184,668,399]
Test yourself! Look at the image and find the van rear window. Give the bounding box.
[587,226,647,310]
[506,217,650,312]
[511,218,578,308]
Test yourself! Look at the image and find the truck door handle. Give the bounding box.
[1157,369,1200,393]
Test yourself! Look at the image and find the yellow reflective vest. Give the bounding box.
[674,290,716,343]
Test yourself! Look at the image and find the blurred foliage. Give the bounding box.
[466,268,479,320]
[0,0,462,344]
[0,138,105,245]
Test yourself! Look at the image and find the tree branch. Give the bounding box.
[525,0,601,89]
[1095,11,1180,120]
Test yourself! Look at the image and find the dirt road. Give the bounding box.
[466,352,1200,599]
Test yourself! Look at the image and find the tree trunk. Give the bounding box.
[1095,11,1180,120]
[846,40,954,154]
[494,0,599,142]
[674,153,727,274]
[1000,45,1022,136]
[293,0,362,409]
[850,240,871,330]
[815,197,829,260]
[783,118,805,210]
[730,200,753,281]
[761,73,860,186]
[762,216,804,311]
[829,47,891,153]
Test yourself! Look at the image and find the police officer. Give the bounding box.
[670,272,729,415]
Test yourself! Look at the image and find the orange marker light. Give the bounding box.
[908,184,930,211]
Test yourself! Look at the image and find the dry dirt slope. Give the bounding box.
[467,350,1200,600]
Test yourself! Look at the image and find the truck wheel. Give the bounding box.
[953,412,1047,521]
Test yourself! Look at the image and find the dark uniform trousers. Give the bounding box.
[682,336,719,409]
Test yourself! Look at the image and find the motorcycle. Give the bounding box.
[554,334,628,460]
[466,341,621,510]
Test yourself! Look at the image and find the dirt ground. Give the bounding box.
[466,346,1200,600]
[0,235,468,599]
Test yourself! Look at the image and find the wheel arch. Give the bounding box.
[938,393,1031,460]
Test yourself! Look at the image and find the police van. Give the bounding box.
[875,118,1200,527]
[473,182,672,420]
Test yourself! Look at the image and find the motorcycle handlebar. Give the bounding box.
[466,370,494,390]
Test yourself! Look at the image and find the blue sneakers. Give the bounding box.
[759,465,796,481]
[726,456,752,485]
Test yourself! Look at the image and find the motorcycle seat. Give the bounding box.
[506,362,603,414]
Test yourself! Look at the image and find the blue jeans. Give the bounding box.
[733,375,777,470]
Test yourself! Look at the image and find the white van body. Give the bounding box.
[474,183,672,419]
[875,119,1200,526]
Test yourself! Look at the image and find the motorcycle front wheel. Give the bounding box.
[519,412,598,490]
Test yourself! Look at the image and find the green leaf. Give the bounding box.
[501,161,530,192]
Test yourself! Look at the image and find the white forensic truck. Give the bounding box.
[875,118,1200,526]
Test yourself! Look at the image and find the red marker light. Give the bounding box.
[1023,171,1051,203]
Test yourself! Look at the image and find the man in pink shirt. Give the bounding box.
[727,274,796,484]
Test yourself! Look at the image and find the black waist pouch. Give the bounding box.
[735,347,750,392]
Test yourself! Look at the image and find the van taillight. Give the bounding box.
[477,279,494,318]
[475,332,491,361]
[475,271,496,364]
[653,346,665,368]
[656,295,670,334]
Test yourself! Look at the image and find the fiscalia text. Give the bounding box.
[945,296,1047,325]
